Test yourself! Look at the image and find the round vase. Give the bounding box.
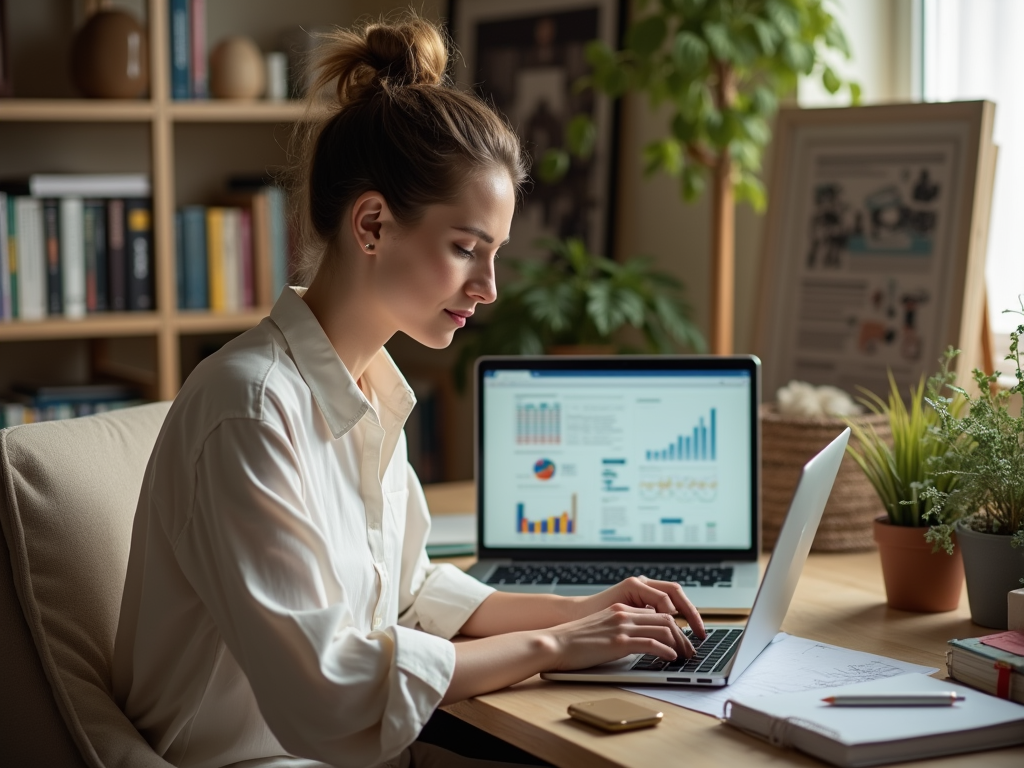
[957,521,1024,629]
[873,518,964,612]
[71,10,149,99]
[209,37,266,99]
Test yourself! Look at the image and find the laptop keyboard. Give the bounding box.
[630,627,743,674]
[485,563,734,587]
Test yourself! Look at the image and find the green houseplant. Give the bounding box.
[844,374,964,612]
[546,0,858,352]
[454,237,705,390]
[922,317,1024,629]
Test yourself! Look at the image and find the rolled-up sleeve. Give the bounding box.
[397,462,495,639]
[173,417,454,768]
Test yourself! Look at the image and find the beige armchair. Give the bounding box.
[0,402,173,767]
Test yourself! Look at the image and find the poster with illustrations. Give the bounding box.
[757,104,996,401]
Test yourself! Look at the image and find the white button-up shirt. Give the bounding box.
[113,287,494,768]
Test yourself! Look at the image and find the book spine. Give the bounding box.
[250,191,272,307]
[125,199,153,311]
[60,197,86,318]
[206,207,225,311]
[239,207,253,308]
[16,197,45,320]
[83,199,97,312]
[183,205,208,309]
[0,191,8,320]
[107,199,127,311]
[170,0,191,100]
[42,198,62,315]
[222,208,240,312]
[267,186,288,301]
[190,0,208,99]
[175,209,185,309]
[91,199,108,312]
[7,195,17,318]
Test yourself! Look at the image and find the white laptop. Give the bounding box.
[467,355,762,613]
[542,427,850,687]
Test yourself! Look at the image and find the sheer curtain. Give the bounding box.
[923,0,1024,333]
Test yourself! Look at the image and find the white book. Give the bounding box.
[29,174,151,198]
[724,673,1024,768]
[0,192,10,321]
[222,208,240,312]
[15,198,45,320]
[59,198,86,319]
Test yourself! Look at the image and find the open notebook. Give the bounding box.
[723,673,1024,767]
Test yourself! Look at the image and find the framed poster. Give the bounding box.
[449,0,623,257]
[755,102,997,400]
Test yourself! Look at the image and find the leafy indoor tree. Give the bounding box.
[545,0,859,353]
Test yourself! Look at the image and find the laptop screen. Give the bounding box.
[476,357,760,558]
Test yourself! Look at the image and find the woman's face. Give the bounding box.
[376,168,515,349]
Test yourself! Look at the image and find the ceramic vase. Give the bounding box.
[957,521,1024,629]
[873,517,964,612]
[71,9,149,99]
[210,37,266,99]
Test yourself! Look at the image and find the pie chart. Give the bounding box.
[533,458,556,480]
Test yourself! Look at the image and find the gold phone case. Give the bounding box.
[567,698,664,732]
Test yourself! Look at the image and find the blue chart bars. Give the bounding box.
[645,409,717,462]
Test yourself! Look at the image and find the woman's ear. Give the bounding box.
[350,192,389,251]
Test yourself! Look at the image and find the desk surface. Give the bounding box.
[422,482,1024,767]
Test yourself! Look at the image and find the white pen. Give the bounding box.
[822,692,966,707]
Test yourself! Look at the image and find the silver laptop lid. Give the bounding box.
[725,428,850,681]
[474,356,762,563]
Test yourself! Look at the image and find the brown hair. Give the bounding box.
[290,13,529,284]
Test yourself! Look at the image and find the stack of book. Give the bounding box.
[947,630,1024,704]
[175,179,289,311]
[169,0,209,99]
[0,383,145,428]
[0,175,153,321]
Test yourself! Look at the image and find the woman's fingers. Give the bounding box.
[629,611,696,657]
[630,577,706,640]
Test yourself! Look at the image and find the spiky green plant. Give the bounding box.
[844,372,958,531]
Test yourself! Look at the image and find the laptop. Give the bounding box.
[542,427,850,687]
[467,355,762,613]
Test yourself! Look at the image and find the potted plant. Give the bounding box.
[453,237,705,390]
[845,374,964,612]
[922,318,1024,629]
[543,0,858,353]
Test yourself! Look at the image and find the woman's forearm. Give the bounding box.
[440,630,557,705]
[457,591,581,636]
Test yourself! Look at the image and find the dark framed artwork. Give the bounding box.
[449,0,624,257]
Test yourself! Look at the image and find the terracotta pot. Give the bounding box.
[71,9,149,99]
[873,517,964,612]
[957,521,1024,629]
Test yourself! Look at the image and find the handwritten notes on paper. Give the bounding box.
[624,634,938,719]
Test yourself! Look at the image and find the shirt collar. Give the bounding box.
[269,287,416,440]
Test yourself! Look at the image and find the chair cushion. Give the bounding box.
[0,402,174,768]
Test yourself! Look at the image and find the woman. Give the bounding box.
[113,14,705,768]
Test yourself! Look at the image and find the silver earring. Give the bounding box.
[364,243,374,250]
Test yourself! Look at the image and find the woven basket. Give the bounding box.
[761,404,890,552]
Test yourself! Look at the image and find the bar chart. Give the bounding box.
[516,494,578,534]
[516,402,562,445]
[644,408,716,462]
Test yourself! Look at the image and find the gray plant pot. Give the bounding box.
[957,521,1024,629]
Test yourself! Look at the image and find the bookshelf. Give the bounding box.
[0,0,354,402]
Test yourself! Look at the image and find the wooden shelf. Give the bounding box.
[0,314,162,341]
[167,100,307,122]
[0,99,156,122]
[174,309,269,334]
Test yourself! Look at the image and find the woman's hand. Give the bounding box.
[571,576,706,640]
[544,602,694,671]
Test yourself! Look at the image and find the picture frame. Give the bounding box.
[448,0,623,258]
[754,101,997,401]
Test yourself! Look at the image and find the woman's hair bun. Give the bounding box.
[313,15,449,105]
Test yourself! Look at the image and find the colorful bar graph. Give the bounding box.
[516,494,578,534]
[645,408,717,462]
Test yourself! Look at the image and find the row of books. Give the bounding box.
[175,182,289,311]
[0,383,146,428]
[0,175,154,321]
[169,0,208,99]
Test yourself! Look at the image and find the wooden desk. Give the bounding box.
[422,482,1024,767]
